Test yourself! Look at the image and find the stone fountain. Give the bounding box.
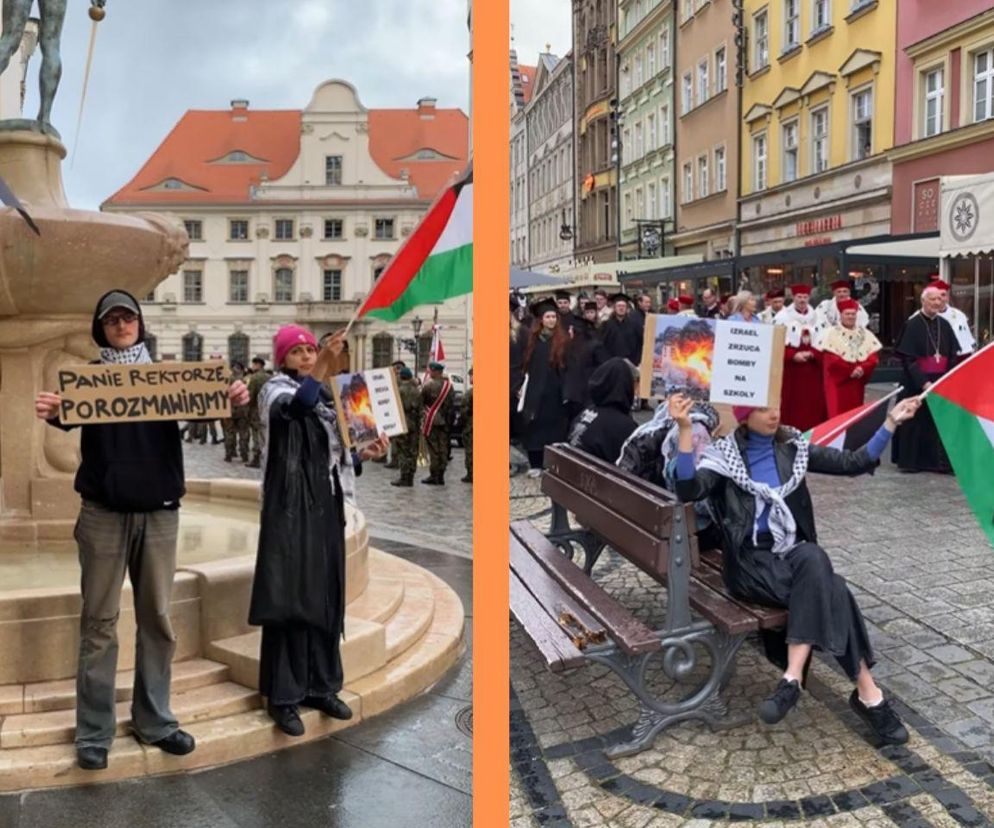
[0,14,463,791]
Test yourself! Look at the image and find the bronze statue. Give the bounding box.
[0,0,105,135]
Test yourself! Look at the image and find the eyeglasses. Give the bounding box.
[102,312,138,327]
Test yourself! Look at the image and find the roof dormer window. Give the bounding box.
[210,149,267,164]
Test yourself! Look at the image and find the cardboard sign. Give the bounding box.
[710,321,785,407]
[331,370,407,450]
[639,315,785,407]
[57,362,230,425]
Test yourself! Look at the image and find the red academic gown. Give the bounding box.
[822,351,879,418]
[781,344,826,431]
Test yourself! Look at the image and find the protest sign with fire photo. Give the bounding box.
[639,315,716,399]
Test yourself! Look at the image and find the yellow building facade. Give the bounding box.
[740,0,896,195]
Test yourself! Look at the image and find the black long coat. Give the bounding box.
[563,318,605,408]
[248,394,346,637]
[601,314,644,364]
[520,336,569,452]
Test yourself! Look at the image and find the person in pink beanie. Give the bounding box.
[248,325,387,736]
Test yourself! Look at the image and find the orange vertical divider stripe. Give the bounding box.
[472,0,510,823]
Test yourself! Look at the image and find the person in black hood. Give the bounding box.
[34,289,249,772]
[568,358,639,463]
[563,300,606,421]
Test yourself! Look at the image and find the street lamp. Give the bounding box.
[411,315,423,373]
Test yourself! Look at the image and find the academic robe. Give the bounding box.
[601,314,644,364]
[780,342,826,431]
[520,335,569,453]
[892,313,959,473]
[562,318,605,419]
[819,325,882,417]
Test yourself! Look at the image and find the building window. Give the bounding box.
[182,332,203,362]
[372,333,394,368]
[682,72,693,112]
[974,48,994,123]
[229,219,249,240]
[624,191,633,224]
[852,87,873,159]
[228,332,250,366]
[647,113,656,151]
[373,265,386,281]
[923,67,944,137]
[324,218,343,239]
[811,106,829,172]
[715,146,726,191]
[660,26,671,68]
[753,10,769,71]
[274,219,294,240]
[635,187,644,220]
[325,155,342,186]
[812,0,830,31]
[634,121,644,158]
[784,0,800,49]
[184,220,202,241]
[229,270,249,302]
[635,49,644,88]
[682,0,693,22]
[183,270,203,303]
[660,104,671,145]
[698,58,709,103]
[274,267,294,302]
[753,133,768,191]
[715,47,727,93]
[374,218,395,240]
[683,162,694,203]
[144,290,155,302]
[698,155,709,198]
[323,269,342,301]
[660,178,671,218]
[782,120,799,182]
[648,182,657,219]
[623,127,632,164]
[647,43,656,78]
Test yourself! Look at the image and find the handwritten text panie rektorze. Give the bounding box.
[57,362,230,425]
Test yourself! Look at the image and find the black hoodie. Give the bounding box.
[567,358,638,463]
[49,289,185,512]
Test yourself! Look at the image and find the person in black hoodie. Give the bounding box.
[34,290,249,771]
[568,358,639,463]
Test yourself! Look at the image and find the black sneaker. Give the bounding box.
[268,704,305,737]
[150,729,196,755]
[758,678,801,724]
[304,695,353,720]
[849,690,909,745]
[76,745,108,770]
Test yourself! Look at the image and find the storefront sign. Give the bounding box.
[913,178,940,232]
[940,173,994,257]
[803,236,833,247]
[795,215,843,236]
[58,362,229,425]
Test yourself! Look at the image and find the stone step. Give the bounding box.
[346,571,406,626]
[0,681,259,749]
[17,658,230,715]
[382,567,436,661]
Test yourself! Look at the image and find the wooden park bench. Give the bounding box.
[510,443,787,757]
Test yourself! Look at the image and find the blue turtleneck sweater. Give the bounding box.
[676,425,892,532]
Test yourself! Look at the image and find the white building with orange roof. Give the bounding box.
[101,79,470,375]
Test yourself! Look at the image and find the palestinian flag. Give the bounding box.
[802,391,895,449]
[925,341,994,548]
[356,166,472,321]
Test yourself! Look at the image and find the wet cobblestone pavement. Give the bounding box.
[510,397,994,827]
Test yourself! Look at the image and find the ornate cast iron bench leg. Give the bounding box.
[548,502,606,573]
[585,625,750,758]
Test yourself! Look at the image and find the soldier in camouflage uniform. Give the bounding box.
[245,356,270,468]
[390,367,423,487]
[420,361,454,485]
[461,368,473,483]
[222,362,251,462]
[384,360,407,469]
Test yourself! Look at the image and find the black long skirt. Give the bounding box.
[259,624,343,706]
[726,539,873,680]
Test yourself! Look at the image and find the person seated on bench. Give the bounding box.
[670,394,921,743]
[618,394,723,550]
[568,358,639,463]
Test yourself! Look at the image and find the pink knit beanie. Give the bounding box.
[732,405,754,423]
[273,325,317,368]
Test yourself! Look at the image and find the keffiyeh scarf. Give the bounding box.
[100,342,152,365]
[698,429,809,557]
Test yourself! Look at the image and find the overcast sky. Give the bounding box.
[509,0,572,66]
[17,0,470,210]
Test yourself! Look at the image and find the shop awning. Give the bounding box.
[846,236,940,259]
[940,173,994,258]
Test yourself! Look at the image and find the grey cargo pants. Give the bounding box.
[74,500,180,750]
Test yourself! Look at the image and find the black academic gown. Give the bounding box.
[568,358,638,463]
[520,335,569,453]
[249,388,346,704]
[563,318,605,419]
[510,323,529,440]
[892,312,959,473]
[601,314,643,364]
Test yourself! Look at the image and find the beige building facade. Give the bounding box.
[103,80,470,376]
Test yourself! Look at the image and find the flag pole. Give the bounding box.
[70,18,101,169]
[916,339,994,401]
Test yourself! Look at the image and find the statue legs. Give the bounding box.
[36,0,68,130]
[0,0,31,77]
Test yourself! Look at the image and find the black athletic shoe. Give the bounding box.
[268,704,305,737]
[758,678,801,724]
[304,695,353,720]
[76,745,108,770]
[151,729,196,755]
[849,691,909,745]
